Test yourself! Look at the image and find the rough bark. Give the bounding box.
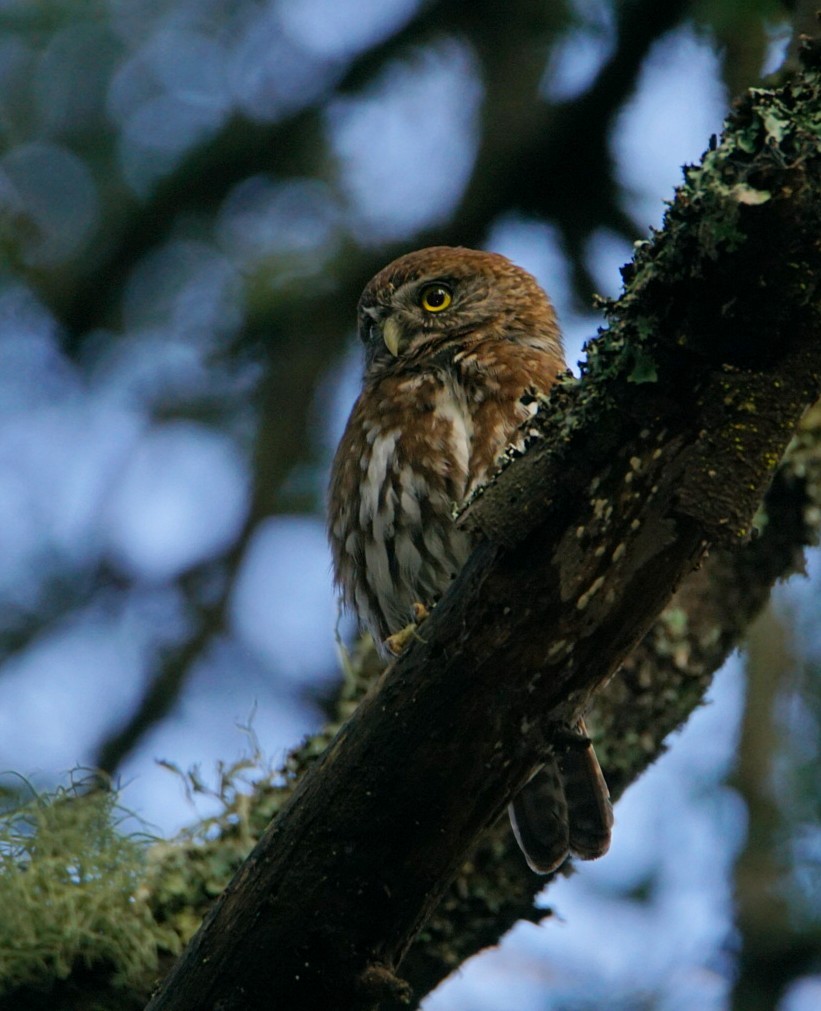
[144,53,821,1011]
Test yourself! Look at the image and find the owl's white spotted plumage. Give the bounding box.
[328,246,613,873]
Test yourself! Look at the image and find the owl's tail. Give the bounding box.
[508,718,613,875]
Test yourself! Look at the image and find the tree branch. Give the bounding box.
[394,394,821,1005]
[144,53,821,1011]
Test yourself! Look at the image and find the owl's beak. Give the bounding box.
[382,317,402,356]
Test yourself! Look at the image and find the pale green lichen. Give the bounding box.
[0,776,176,1000]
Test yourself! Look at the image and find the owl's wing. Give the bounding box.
[508,718,613,874]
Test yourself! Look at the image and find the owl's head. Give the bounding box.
[356,246,562,374]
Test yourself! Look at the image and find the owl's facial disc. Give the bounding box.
[360,274,460,363]
[380,279,455,356]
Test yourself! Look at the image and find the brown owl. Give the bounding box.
[328,246,612,873]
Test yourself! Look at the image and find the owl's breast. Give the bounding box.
[329,371,476,642]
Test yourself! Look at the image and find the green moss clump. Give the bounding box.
[0,777,176,1001]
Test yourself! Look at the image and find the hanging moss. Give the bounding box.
[0,778,176,1008]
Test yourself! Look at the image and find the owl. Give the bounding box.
[328,246,612,874]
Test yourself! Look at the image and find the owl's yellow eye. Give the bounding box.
[419,283,452,313]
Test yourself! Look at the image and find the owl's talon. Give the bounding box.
[385,625,415,655]
[411,602,430,623]
[385,603,430,655]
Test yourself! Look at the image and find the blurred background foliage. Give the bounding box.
[0,0,818,1008]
